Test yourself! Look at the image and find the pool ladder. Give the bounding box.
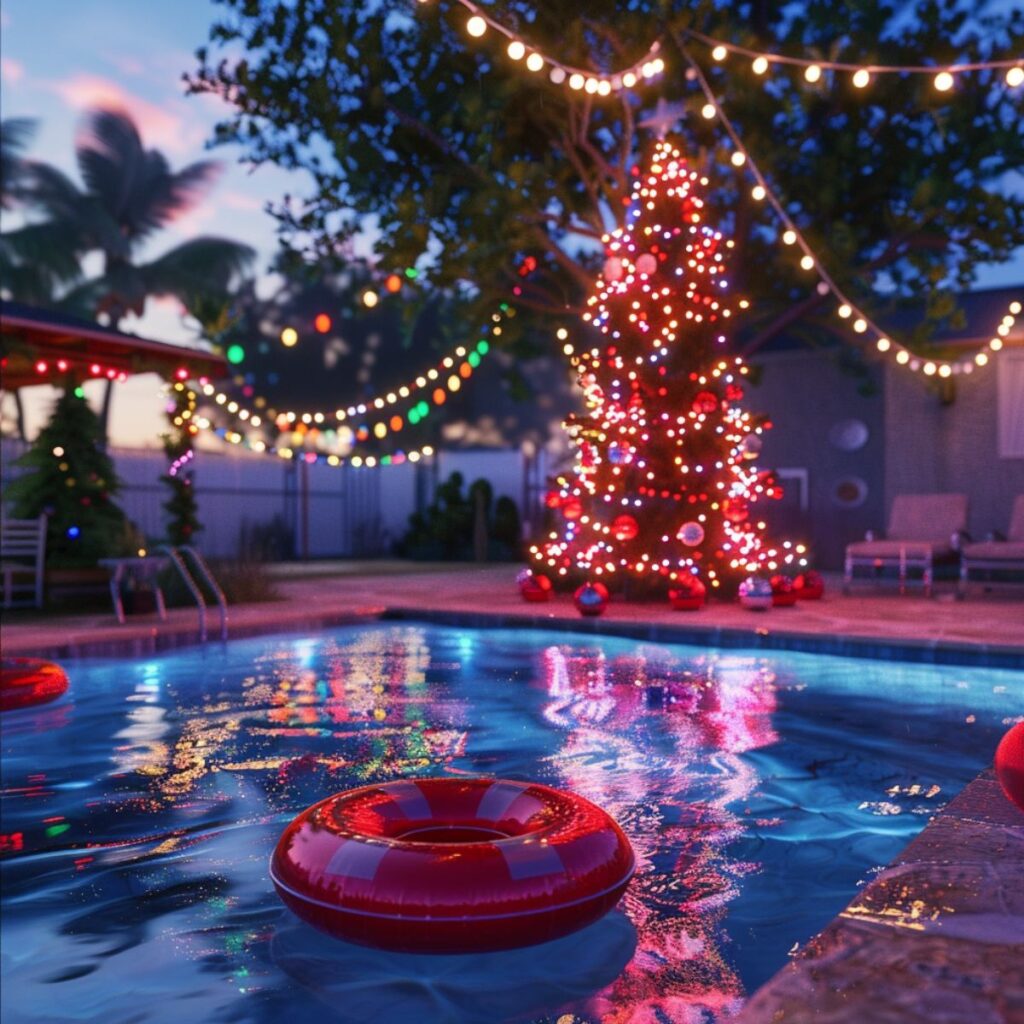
[159,545,228,643]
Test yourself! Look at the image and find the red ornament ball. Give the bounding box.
[562,498,583,521]
[722,498,749,525]
[669,576,706,611]
[603,256,624,282]
[770,574,798,607]
[574,583,609,617]
[635,253,658,276]
[794,570,825,600]
[676,521,705,547]
[995,722,1024,814]
[612,514,639,542]
[692,391,719,415]
[544,490,563,510]
[517,571,553,603]
[725,383,744,402]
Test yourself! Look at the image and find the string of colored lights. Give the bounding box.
[680,42,1023,376]
[427,0,1023,96]
[420,0,665,94]
[687,28,1024,89]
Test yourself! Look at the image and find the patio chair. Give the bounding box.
[843,493,967,597]
[958,495,1024,596]
[1,513,47,610]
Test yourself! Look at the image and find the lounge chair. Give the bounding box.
[958,495,1024,596]
[844,493,968,597]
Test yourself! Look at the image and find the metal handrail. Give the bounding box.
[179,546,228,642]
[159,545,208,643]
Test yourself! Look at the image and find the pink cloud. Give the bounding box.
[46,74,204,156]
[1,57,24,83]
[221,190,263,212]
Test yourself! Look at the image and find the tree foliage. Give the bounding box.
[191,0,1024,358]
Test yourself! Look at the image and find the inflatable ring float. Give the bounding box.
[271,777,635,953]
[0,658,69,712]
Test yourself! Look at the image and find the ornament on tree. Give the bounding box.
[517,569,553,603]
[562,497,583,520]
[739,435,762,461]
[603,256,624,282]
[738,576,773,611]
[635,253,658,276]
[676,521,705,547]
[544,490,563,509]
[574,582,609,617]
[770,574,798,607]
[528,139,807,597]
[612,515,639,542]
[692,391,719,415]
[669,575,706,611]
[794,570,825,600]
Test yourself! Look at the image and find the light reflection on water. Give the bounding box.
[0,624,1019,1023]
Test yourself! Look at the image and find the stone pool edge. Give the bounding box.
[735,767,1024,1023]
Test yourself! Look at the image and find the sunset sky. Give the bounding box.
[2,0,1022,446]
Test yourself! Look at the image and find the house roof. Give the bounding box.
[0,300,228,390]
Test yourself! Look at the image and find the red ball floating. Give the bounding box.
[794,570,825,600]
[1,658,69,712]
[669,576,706,611]
[770,574,799,607]
[518,571,553,603]
[995,723,1024,814]
[612,514,639,542]
[270,777,635,952]
[574,582,609,616]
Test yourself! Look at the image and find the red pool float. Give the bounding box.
[271,777,635,953]
[995,722,1024,814]
[0,658,69,712]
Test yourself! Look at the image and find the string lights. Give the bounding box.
[679,43,1023,376]
[418,0,665,95]
[688,29,1024,91]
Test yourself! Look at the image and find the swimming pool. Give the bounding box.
[1,623,1019,1023]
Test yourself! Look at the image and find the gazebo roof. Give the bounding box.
[0,300,228,390]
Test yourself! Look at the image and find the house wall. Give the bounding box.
[747,350,887,569]
[883,359,1024,539]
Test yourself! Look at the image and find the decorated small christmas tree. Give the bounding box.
[530,140,807,597]
[8,387,129,567]
[161,381,203,545]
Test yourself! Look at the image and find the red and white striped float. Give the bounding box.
[271,777,635,953]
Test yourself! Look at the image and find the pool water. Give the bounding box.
[1,624,1019,1023]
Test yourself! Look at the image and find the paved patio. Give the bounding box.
[3,564,1022,665]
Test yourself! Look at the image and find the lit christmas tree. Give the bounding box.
[530,140,808,598]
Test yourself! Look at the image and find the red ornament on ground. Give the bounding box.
[518,571,553,603]
[574,582,609,616]
[794,570,825,600]
[995,723,1024,814]
[770,574,799,607]
[612,514,639,542]
[1,658,69,712]
[668,576,706,611]
[270,777,635,952]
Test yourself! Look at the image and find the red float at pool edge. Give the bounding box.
[0,658,69,712]
[270,777,635,953]
[995,722,1024,814]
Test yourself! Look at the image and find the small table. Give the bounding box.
[99,556,172,624]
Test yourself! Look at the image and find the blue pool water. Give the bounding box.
[1,623,1020,1023]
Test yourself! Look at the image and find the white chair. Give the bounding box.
[959,495,1024,596]
[844,493,968,597]
[1,514,47,609]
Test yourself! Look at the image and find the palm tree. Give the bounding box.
[10,108,256,434]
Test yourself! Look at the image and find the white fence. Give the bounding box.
[0,439,546,560]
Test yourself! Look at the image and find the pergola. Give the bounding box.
[0,300,228,390]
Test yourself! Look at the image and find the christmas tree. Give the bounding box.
[161,381,203,545]
[8,387,129,567]
[530,140,807,597]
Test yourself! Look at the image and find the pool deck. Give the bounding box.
[3,563,1022,666]
[2,562,1023,1022]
